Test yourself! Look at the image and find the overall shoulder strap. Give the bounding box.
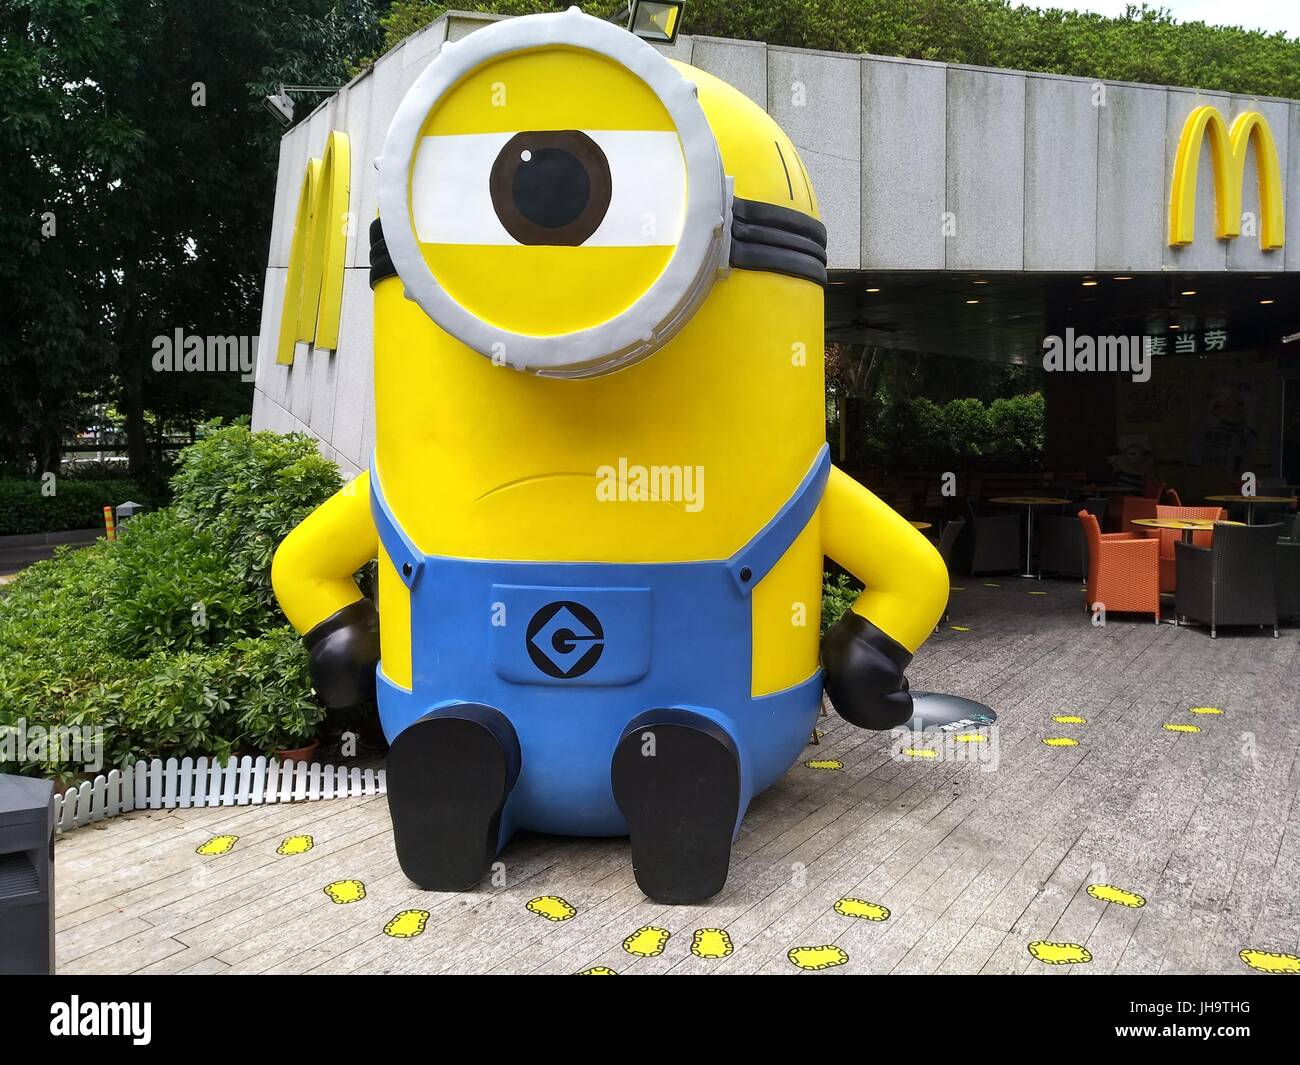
[369,452,425,592]
[726,444,831,595]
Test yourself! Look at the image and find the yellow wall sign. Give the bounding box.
[276,130,351,365]
[1168,106,1284,250]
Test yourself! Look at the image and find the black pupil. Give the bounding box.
[512,148,591,229]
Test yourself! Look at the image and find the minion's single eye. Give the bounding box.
[410,129,684,247]
[490,131,612,246]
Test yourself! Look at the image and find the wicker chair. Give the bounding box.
[946,499,1020,576]
[1175,523,1282,638]
[1038,497,1107,578]
[1276,541,1300,621]
[1079,511,1160,623]
[935,517,966,625]
[1148,504,1226,592]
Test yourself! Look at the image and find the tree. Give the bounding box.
[1,0,387,477]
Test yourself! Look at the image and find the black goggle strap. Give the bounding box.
[368,198,828,289]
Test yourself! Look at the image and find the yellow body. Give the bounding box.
[272,52,947,699]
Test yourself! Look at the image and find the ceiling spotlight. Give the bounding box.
[1181,290,1196,296]
[1112,276,1132,281]
[965,299,979,305]
[866,287,881,293]
[1261,299,1275,305]
[1169,324,1181,329]
[1081,279,1098,287]
[626,0,686,44]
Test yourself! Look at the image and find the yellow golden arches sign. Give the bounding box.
[1168,106,1284,250]
[276,130,351,365]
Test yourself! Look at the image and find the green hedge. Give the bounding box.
[847,392,1044,472]
[372,2,1300,100]
[0,477,161,536]
[0,423,342,780]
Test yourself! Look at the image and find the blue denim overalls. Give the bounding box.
[371,444,829,841]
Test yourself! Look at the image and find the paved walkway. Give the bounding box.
[53,577,1300,974]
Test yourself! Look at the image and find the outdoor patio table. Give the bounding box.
[987,496,1071,578]
[1205,494,1297,524]
[1130,516,1243,543]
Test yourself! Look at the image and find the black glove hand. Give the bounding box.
[821,611,913,730]
[303,599,380,709]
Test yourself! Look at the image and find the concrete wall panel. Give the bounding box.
[861,58,946,271]
[1096,83,1167,272]
[945,67,1026,271]
[1024,75,1098,271]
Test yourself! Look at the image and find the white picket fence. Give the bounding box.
[52,755,387,833]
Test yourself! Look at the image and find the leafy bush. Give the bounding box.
[821,572,862,636]
[853,392,1044,472]
[0,423,340,779]
[0,477,162,536]
[372,2,1300,101]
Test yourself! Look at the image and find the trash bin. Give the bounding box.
[0,774,55,975]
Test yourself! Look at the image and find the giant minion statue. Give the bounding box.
[272,7,949,903]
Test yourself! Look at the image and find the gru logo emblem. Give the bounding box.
[526,601,604,678]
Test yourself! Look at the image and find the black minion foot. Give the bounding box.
[386,704,520,891]
[611,710,740,904]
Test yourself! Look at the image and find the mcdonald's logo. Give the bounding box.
[276,130,351,364]
[1168,106,1284,250]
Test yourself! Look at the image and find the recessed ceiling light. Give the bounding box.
[1169,324,1181,330]
[866,287,881,293]
[1082,279,1098,287]
[972,280,989,285]
[1181,290,1196,296]
[1112,276,1132,281]
[1260,299,1275,305]
[965,299,980,305]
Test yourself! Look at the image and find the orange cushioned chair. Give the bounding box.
[1079,511,1161,623]
[1148,504,1226,592]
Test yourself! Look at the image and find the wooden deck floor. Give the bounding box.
[54,578,1300,975]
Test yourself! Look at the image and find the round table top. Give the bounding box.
[988,496,1072,506]
[1205,494,1297,504]
[909,520,933,530]
[1131,517,1243,531]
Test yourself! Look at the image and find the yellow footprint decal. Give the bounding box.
[902,747,938,758]
[527,895,576,922]
[1189,706,1223,715]
[195,835,237,856]
[805,759,843,770]
[577,966,618,975]
[276,834,314,856]
[1087,884,1146,908]
[950,626,971,632]
[1239,949,1300,974]
[384,909,430,939]
[834,898,890,922]
[1043,737,1079,747]
[954,734,987,743]
[323,879,366,904]
[983,582,1000,588]
[622,926,671,957]
[1028,941,1092,965]
[1053,715,1087,724]
[1029,590,1048,596]
[691,928,734,959]
[1163,723,1201,734]
[788,944,849,970]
